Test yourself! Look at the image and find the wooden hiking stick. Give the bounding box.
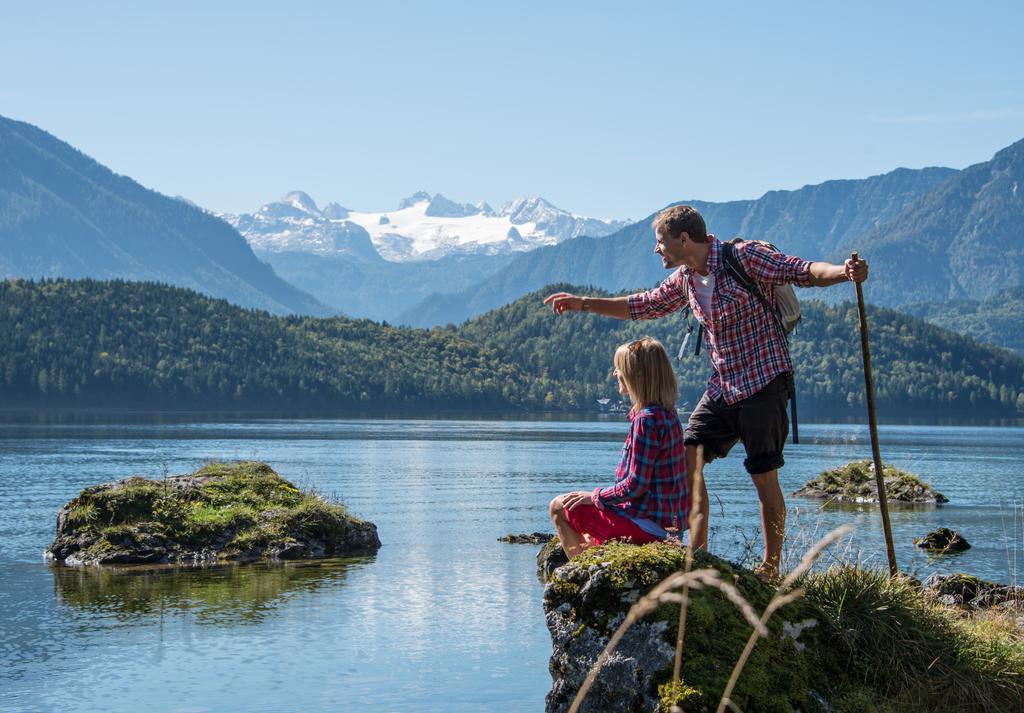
[852,251,898,576]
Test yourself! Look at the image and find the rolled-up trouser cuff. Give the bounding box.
[744,453,784,475]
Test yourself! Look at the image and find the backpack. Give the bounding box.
[720,238,801,335]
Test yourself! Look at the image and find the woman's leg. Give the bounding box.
[549,495,590,558]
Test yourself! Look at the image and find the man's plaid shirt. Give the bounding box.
[591,405,688,532]
[627,236,813,404]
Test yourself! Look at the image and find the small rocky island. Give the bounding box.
[792,459,948,504]
[46,461,380,566]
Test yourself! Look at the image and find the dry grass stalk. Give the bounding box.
[567,565,764,713]
[715,524,853,713]
[671,444,706,699]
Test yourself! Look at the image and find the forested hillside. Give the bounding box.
[904,287,1024,353]
[460,285,1024,418]
[3,279,1022,417]
[0,279,529,410]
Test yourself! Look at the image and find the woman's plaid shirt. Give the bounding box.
[591,405,688,531]
[627,236,812,404]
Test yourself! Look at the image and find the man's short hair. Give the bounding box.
[652,205,707,243]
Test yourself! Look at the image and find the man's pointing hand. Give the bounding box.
[543,292,583,315]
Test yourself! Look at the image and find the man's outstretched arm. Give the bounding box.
[807,257,869,287]
[543,292,631,319]
[545,270,690,321]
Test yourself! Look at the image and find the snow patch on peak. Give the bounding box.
[398,191,431,210]
[501,196,559,224]
[425,193,481,218]
[322,202,350,220]
[228,190,627,263]
[280,191,320,215]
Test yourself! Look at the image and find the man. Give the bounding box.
[543,205,868,577]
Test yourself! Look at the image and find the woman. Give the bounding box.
[549,337,689,558]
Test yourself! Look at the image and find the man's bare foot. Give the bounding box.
[752,562,779,584]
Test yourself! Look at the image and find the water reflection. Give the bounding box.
[51,557,373,625]
[814,499,942,513]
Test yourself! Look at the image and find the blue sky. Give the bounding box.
[2,1,1022,219]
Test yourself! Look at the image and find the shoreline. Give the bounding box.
[1,407,1021,428]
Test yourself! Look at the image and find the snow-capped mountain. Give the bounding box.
[222,191,627,262]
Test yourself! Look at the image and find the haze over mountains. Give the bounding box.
[2,113,1023,353]
[0,115,329,316]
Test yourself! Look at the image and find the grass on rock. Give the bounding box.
[64,461,358,556]
[549,541,1024,712]
[809,459,938,500]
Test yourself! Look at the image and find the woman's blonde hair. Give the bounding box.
[614,336,677,409]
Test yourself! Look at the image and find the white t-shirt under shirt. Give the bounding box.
[692,271,715,322]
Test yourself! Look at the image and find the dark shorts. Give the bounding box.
[684,374,790,475]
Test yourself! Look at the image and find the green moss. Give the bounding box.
[86,477,162,524]
[99,524,142,546]
[657,681,707,711]
[572,540,686,588]
[551,543,1022,711]
[65,501,98,527]
[194,461,304,510]
[808,460,935,499]
[552,542,813,711]
[56,461,364,561]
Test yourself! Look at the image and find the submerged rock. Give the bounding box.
[537,537,568,581]
[498,531,555,544]
[914,527,971,553]
[45,461,380,566]
[793,460,948,504]
[924,573,1024,609]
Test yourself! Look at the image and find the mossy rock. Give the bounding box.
[923,572,1024,609]
[913,527,970,553]
[543,541,819,713]
[793,459,948,504]
[46,461,380,566]
[541,541,1024,713]
[499,531,555,545]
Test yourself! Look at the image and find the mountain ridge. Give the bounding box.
[397,164,958,326]
[0,115,330,316]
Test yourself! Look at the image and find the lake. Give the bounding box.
[1,416,1022,712]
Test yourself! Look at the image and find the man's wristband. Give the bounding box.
[581,298,591,312]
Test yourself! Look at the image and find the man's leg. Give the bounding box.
[685,444,710,550]
[749,469,785,577]
[737,375,791,577]
[549,496,587,558]
[684,391,738,553]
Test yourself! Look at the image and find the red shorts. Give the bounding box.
[563,503,661,546]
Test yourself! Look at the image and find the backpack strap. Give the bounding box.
[721,239,779,325]
[720,239,800,444]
